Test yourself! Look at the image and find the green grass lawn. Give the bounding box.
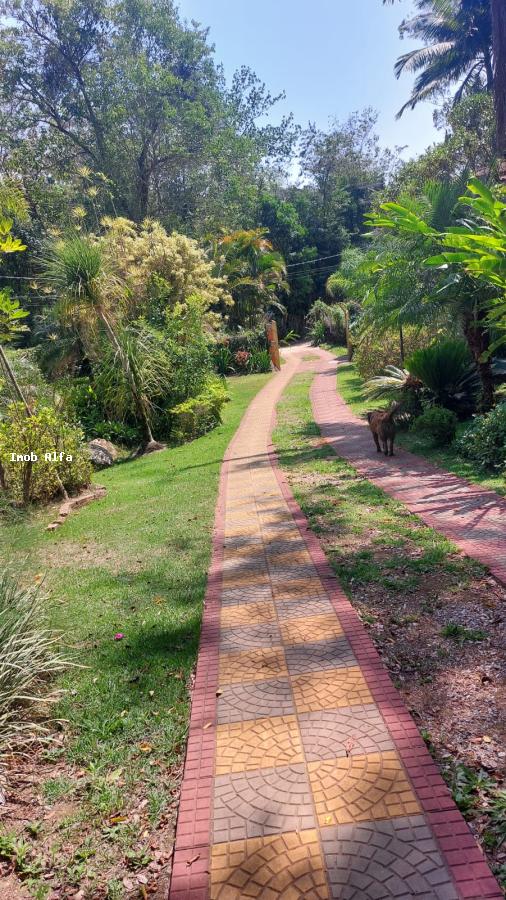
[329,351,506,497]
[0,372,270,898]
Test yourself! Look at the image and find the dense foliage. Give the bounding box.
[457,403,506,472]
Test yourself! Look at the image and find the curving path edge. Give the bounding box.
[310,347,506,587]
[169,346,503,900]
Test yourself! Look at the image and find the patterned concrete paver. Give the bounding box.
[169,347,503,900]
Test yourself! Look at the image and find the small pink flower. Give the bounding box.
[114,632,124,641]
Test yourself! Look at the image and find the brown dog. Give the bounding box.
[367,402,401,457]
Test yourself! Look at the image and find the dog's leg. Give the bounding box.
[372,432,381,453]
[389,438,394,457]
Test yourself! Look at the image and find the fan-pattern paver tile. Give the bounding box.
[280,613,344,645]
[298,705,395,760]
[285,636,356,674]
[215,716,304,774]
[219,647,287,685]
[217,679,295,724]
[212,764,315,842]
[308,751,421,825]
[169,346,503,900]
[292,667,373,713]
[219,623,281,653]
[210,831,329,899]
[275,595,335,618]
[220,601,275,627]
[320,816,460,899]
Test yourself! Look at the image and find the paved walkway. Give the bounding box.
[311,348,506,587]
[169,347,503,900]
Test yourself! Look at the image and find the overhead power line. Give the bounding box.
[286,253,341,269]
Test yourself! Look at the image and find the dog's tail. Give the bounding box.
[383,400,401,422]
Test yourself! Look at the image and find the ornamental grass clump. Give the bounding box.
[0,569,68,750]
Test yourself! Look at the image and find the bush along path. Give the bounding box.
[169,346,503,900]
[310,348,506,588]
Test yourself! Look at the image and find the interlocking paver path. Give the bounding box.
[169,347,503,900]
[310,347,506,587]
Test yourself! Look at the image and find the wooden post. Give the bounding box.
[265,320,281,370]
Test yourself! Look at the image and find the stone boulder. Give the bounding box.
[88,438,118,468]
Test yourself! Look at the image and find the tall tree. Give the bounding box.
[491,0,506,171]
[384,0,493,116]
[0,0,295,228]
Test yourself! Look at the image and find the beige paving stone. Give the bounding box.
[219,647,287,685]
[308,751,421,825]
[220,601,276,627]
[210,830,329,898]
[292,667,373,713]
[215,716,304,774]
[280,613,344,645]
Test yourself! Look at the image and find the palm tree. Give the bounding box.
[365,179,499,409]
[326,248,368,360]
[491,0,506,171]
[44,237,162,450]
[384,0,493,117]
[217,229,289,329]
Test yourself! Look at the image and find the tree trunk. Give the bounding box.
[491,0,506,176]
[97,308,158,447]
[0,343,31,413]
[344,306,353,361]
[399,324,405,365]
[462,316,495,411]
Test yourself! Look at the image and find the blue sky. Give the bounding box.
[177,0,440,162]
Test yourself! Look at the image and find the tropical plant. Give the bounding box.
[384,0,493,117]
[248,350,272,373]
[355,325,445,380]
[306,299,345,346]
[326,248,368,358]
[216,229,288,328]
[456,401,506,470]
[44,237,161,450]
[0,569,68,749]
[412,406,458,445]
[365,339,479,414]
[366,178,505,408]
[406,339,480,413]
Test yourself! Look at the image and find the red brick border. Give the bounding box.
[168,451,229,900]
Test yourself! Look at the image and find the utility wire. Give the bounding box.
[286,252,341,269]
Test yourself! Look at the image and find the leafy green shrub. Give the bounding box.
[354,326,445,381]
[456,402,506,472]
[0,569,67,749]
[412,407,458,447]
[306,300,345,345]
[59,377,104,437]
[308,320,326,346]
[248,350,271,373]
[169,378,229,442]
[406,339,479,415]
[213,345,234,375]
[92,420,142,446]
[0,404,92,505]
[219,329,266,355]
